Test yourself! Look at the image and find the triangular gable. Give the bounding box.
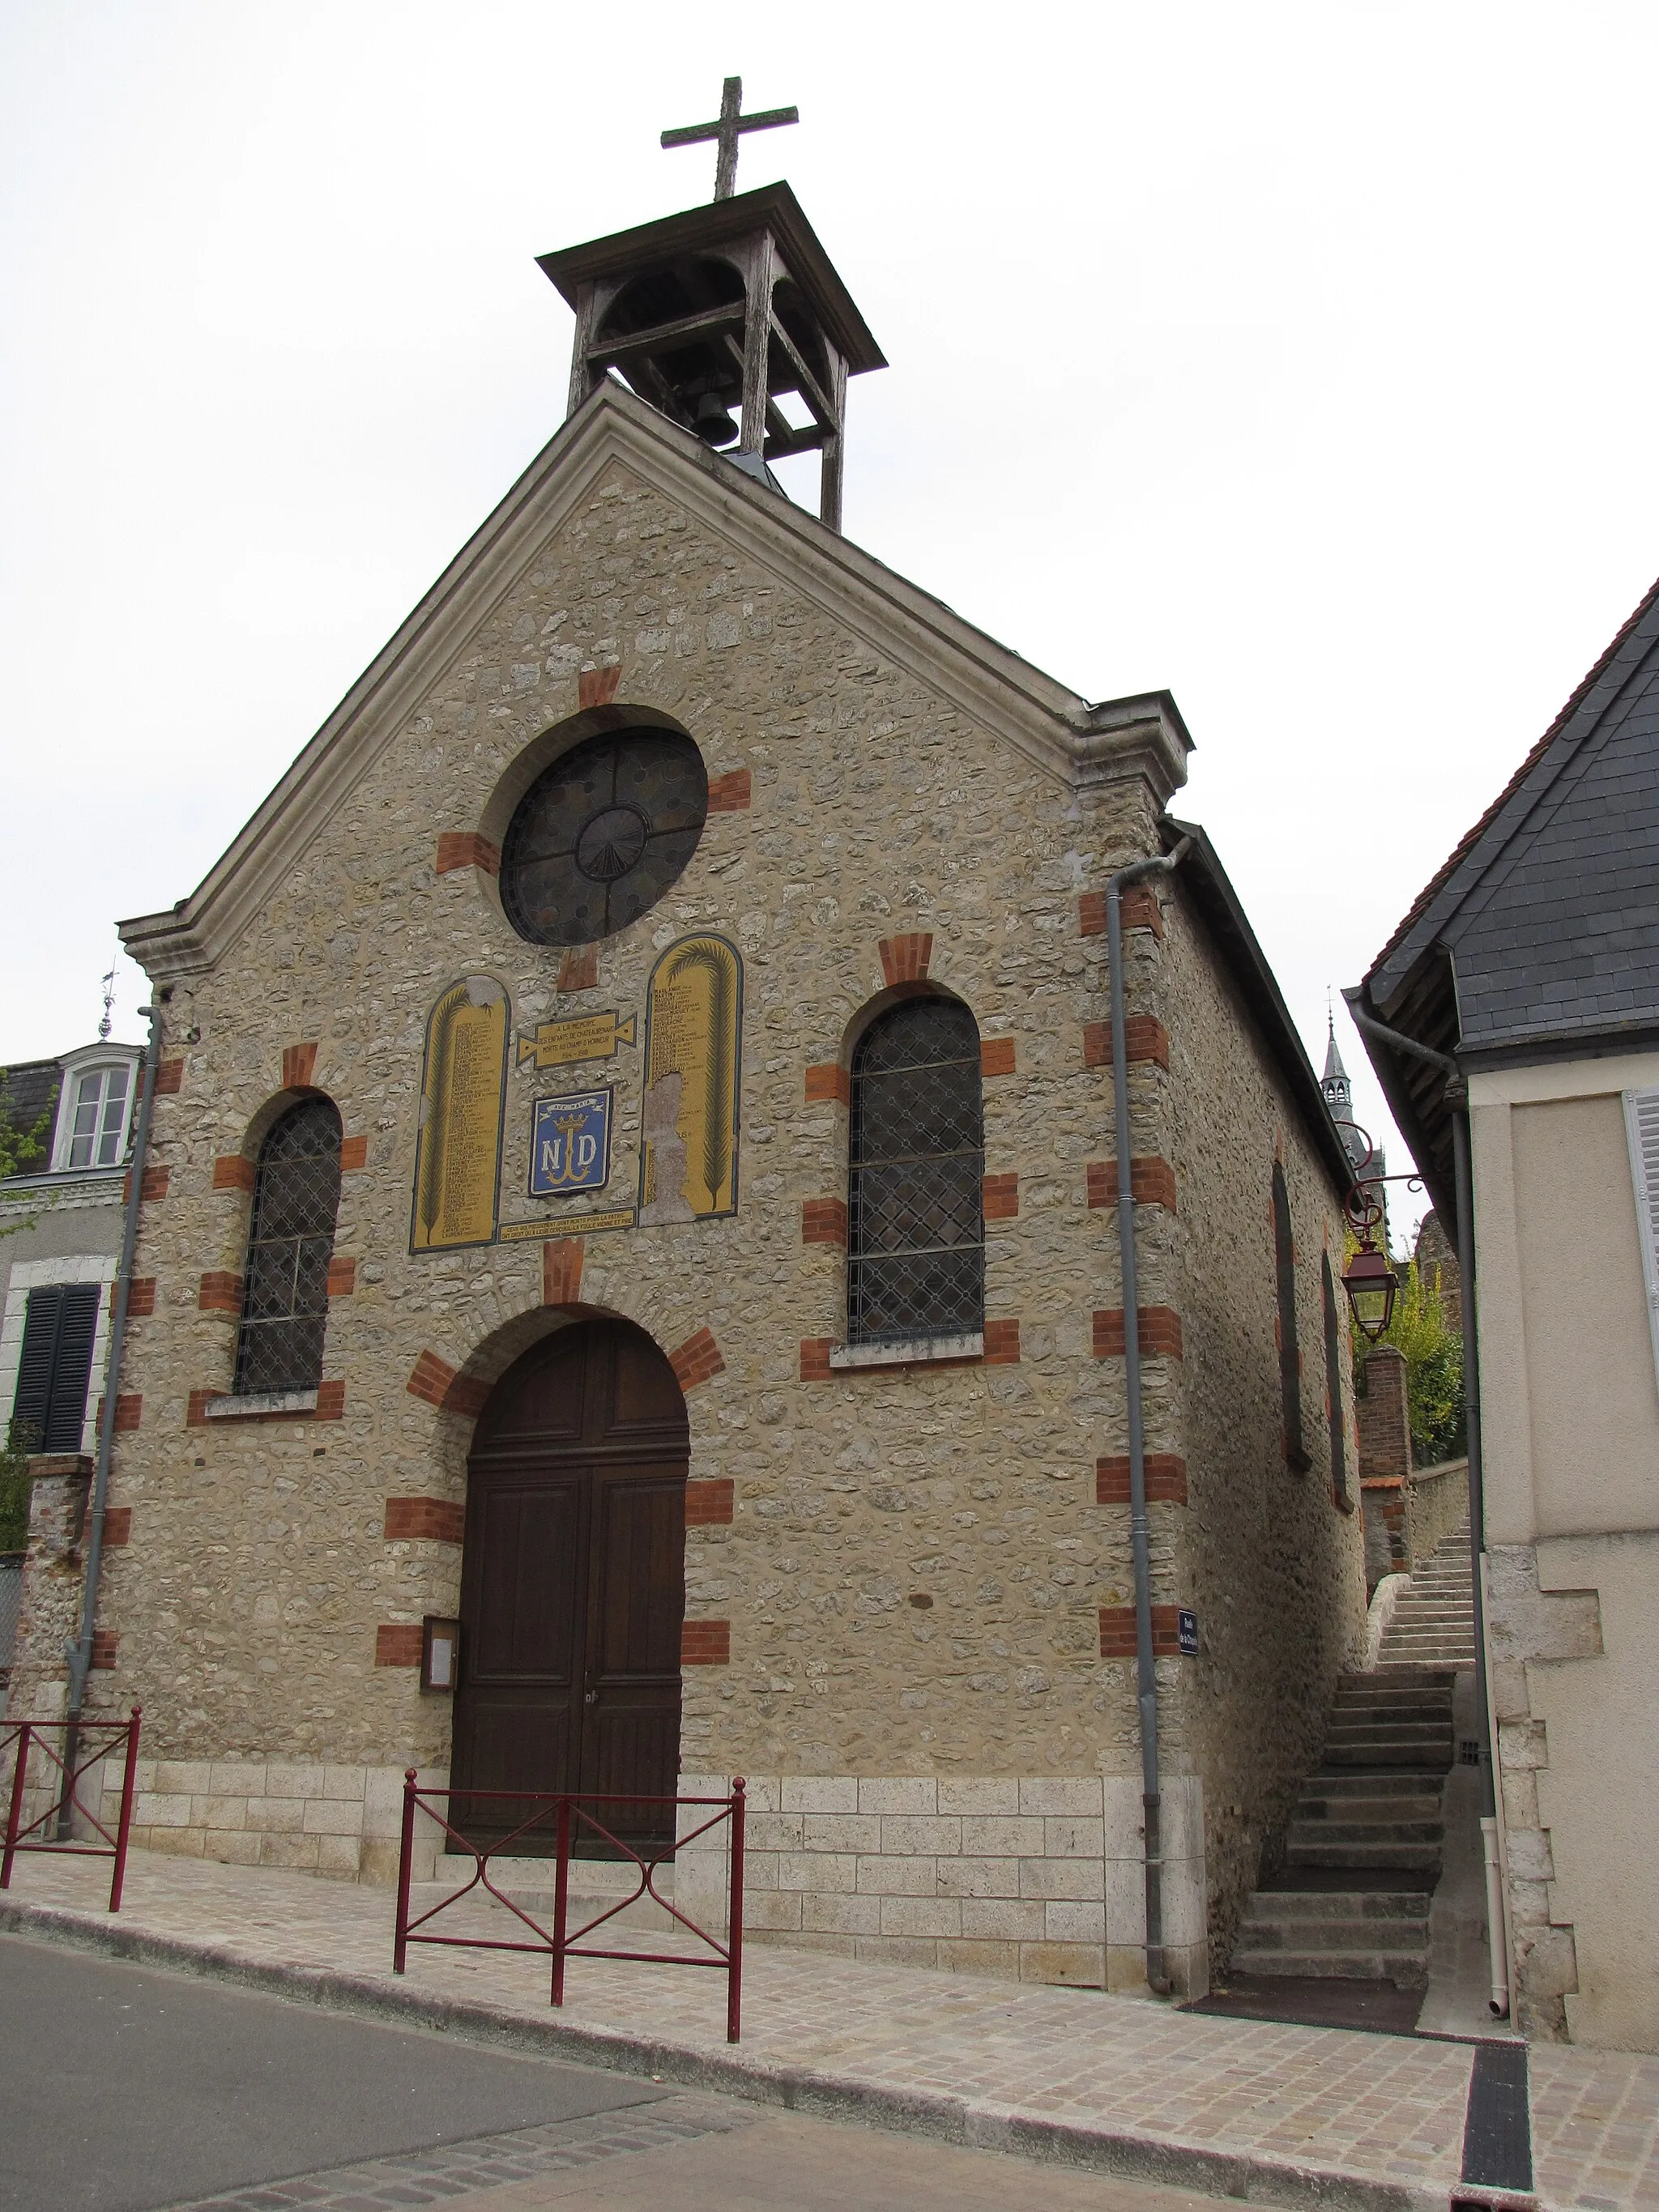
[121,381,1190,980]
[1369,570,1659,1013]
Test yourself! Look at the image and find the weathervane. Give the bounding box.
[97,957,117,1042]
[661,76,798,201]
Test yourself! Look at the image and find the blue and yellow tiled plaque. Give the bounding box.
[529,1087,612,1196]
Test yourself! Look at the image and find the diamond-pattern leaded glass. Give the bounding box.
[848,999,985,1344]
[234,1098,343,1396]
[499,728,709,946]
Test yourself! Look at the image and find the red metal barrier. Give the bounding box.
[0,1707,142,1912]
[393,1775,747,2042]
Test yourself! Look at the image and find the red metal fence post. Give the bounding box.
[2,1727,32,1890]
[393,1769,417,1974]
[108,1707,142,1912]
[551,1796,570,2007]
[727,1776,746,2044]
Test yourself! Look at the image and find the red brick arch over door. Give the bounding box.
[451,1316,688,1854]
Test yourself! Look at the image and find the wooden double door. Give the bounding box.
[451,1319,688,1852]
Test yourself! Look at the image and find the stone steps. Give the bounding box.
[1222,1524,1478,1986]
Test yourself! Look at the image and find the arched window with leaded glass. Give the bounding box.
[847,999,984,1346]
[234,1097,343,1396]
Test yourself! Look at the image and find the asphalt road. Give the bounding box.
[0,1933,1239,2212]
[0,1933,666,2210]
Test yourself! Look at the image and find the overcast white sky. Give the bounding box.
[6,2,1658,1244]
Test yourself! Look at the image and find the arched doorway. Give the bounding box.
[450,1317,688,1852]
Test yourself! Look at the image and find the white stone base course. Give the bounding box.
[95,1762,1208,1996]
[100,1761,447,1886]
[675,1772,1209,1999]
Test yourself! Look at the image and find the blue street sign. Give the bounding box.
[1177,1608,1199,1656]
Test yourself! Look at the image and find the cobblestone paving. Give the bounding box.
[0,1849,1653,2212]
[1530,2047,1659,2212]
[164,2092,755,2210]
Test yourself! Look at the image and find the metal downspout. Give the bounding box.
[58,1003,161,1832]
[1451,1099,1510,2015]
[1107,837,1190,1997]
[1341,992,1509,2015]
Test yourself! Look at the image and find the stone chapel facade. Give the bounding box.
[15,190,1367,2001]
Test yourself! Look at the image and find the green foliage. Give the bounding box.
[0,1422,41,1553]
[0,1076,54,1183]
[1353,1247,1467,1466]
[0,1076,57,1242]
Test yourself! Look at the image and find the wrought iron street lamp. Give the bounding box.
[1334,1119,1400,1342]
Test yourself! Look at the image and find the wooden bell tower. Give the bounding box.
[537,179,885,533]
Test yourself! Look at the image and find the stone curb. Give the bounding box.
[0,1895,1448,2212]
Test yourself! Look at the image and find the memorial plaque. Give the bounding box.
[411,976,509,1252]
[638,934,742,1224]
[515,1011,637,1072]
[497,1208,636,1242]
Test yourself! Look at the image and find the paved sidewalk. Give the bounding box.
[0,1849,1655,2212]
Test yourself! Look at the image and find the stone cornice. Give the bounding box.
[121,382,1191,982]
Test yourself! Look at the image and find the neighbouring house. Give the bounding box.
[1353,569,1659,2052]
[1,1038,144,1706]
[11,167,1368,1998]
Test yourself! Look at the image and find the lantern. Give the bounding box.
[1342,1241,1397,1342]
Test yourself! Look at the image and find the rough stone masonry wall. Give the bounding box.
[1156,892,1368,1977]
[87,455,1341,1993]
[91,459,1171,1946]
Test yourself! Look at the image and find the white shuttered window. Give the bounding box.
[1621,1087,1659,1391]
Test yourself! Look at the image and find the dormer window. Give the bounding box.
[47,1053,139,1174]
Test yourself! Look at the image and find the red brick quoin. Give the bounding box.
[1086,1157,1178,1212]
[1097,1455,1189,1506]
[153,1057,186,1096]
[557,945,598,992]
[435,832,501,876]
[1093,1307,1184,1360]
[578,663,621,710]
[1100,1605,1185,1659]
[685,1479,734,1527]
[375,1626,424,1667]
[102,1507,134,1546]
[282,1042,318,1091]
[979,1038,1017,1078]
[339,1135,369,1172]
[669,1328,724,1392]
[384,1498,465,1544]
[407,1352,490,1418]
[805,1063,851,1107]
[878,933,932,986]
[1082,1016,1170,1072]
[212,1155,256,1193]
[90,1630,120,1670]
[981,1173,1019,1221]
[681,1620,731,1665]
[326,1256,356,1298]
[124,1164,169,1203]
[1077,884,1165,940]
[707,769,752,812]
[802,1198,848,1247]
[543,1238,584,1306]
[198,1272,243,1314]
[120,1278,156,1318]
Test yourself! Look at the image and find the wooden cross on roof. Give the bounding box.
[661,77,798,201]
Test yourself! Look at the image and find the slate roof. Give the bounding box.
[1368,569,1659,1055]
[0,1059,62,1137]
[1354,569,1659,1219]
